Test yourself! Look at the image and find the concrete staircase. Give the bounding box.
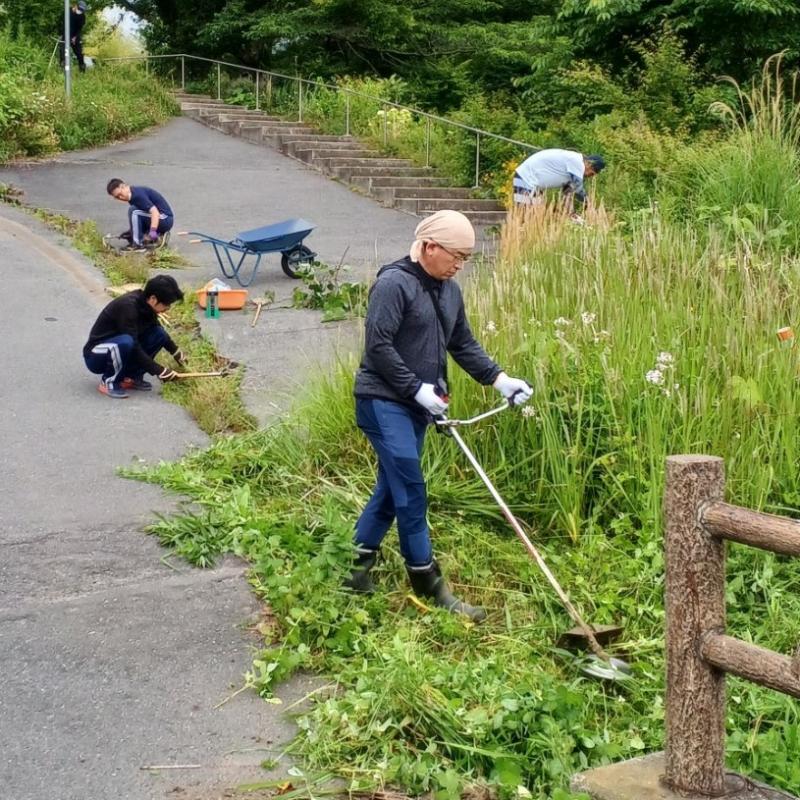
[177,93,507,225]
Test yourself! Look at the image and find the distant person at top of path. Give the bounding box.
[107,178,174,251]
[60,1,88,73]
[83,275,186,399]
[512,149,605,215]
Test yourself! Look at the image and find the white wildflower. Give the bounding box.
[484,320,497,333]
[554,316,572,327]
[522,405,537,419]
[656,351,674,366]
[645,369,664,386]
[581,311,597,326]
[554,329,566,340]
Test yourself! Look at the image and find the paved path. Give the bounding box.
[0,204,315,800]
[0,116,419,423]
[0,118,432,799]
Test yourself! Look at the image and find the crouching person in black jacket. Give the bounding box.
[83,275,186,399]
[345,210,532,621]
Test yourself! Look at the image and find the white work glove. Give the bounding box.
[493,372,533,406]
[414,382,449,416]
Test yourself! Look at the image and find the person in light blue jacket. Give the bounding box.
[513,149,605,213]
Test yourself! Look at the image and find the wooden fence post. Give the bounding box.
[664,455,727,796]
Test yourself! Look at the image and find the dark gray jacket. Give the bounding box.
[354,256,501,405]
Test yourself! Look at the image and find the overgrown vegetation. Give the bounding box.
[0,32,177,163]
[131,67,800,797]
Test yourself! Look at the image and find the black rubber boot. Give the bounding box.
[343,547,379,594]
[407,560,487,623]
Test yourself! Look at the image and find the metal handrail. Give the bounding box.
[97,52,540,186]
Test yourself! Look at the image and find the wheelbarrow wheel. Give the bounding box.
[281,245,315,279]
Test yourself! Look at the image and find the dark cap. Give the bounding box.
[77,1,87,11]
[586,154,606,172]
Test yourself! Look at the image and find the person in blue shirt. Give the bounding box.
[107,178,174,250]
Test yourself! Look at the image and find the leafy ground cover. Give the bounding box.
[132,70,800,799]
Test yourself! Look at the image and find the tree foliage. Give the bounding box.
[4,0,800,139]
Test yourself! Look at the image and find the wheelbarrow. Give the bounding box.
[183,218,316,285]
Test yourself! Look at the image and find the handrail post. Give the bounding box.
[345,93,350,136]
[382,103,388,146]
[255,71,259,111]
[664,455,727,796]
[145,56,149,77]
[216,62,221,100]
[298,78,303,122]
[425,117,431,168]
[266,74,272,110]
[474,132,481,188]
[181,55,185,90]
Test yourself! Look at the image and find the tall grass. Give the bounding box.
[136,63,800,797]
[660,55,800,252]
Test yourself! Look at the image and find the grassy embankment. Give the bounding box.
[133,63,800,798]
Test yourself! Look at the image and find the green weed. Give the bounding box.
[291,261,367,322]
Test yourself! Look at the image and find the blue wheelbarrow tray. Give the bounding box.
[188,218,316,286]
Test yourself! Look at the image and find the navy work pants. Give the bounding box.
[84,326,168,388]
[354,398,433,569]
[128,208,173,244]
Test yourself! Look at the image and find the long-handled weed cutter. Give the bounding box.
[435,400,632,682]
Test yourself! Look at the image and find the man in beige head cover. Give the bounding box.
[346,210,533,621]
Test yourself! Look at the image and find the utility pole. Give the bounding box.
[64,0,72,99]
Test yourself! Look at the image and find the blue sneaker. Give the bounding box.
[98,382,129,399]
[121,377,152,391]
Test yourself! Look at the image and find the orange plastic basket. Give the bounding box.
[196,288,248,310]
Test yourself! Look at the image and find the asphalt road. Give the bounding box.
[0,116,419,424]
[0,205,315,800]
[0,117,437,799]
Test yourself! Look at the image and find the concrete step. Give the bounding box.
[230,118,308,129]
[366,185,471,206]
[393,187,474,199]
[282,140,362,157]
[216,113,283,123]
[240,125,314,143]
[182,104,263,114]
[457,210,508,225]
[349,175,446,192]
[330,165,436,180]
[395,197,504,214]
[293,147,379,164]
[319,156,414,171]
[279,134,357,147]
